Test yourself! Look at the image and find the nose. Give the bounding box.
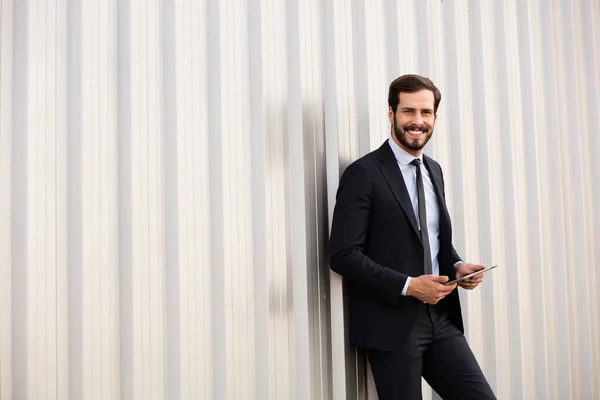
[412,112,424,125]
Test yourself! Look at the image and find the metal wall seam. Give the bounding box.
[174,0,193,396]
[25,1,39,396]
[116,0,134,397]
[81,0,99,395]
[55,0,69,397]
[106,0,120,396]
[148,3,167,394]
[561,1,595,399]
[200,0,214,395]
[206,0,226,397]
[248,1,268,399]
[0,0,13,398]
[160,0,180,398]
[576,0,599,393]
[581,1,600,395]
[46,1,62,397]
[175,0,187,396]
[197,2,215,398]
[10,0,28,398]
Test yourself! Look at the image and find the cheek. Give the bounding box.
[395,115,408,127]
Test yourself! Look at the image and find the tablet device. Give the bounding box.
[443,264,498,285]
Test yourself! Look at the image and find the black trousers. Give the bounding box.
[366,303,496,400]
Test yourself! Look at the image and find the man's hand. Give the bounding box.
[455,262,485,290]
[406,275,457,304]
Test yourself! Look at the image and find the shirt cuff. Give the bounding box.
[401,277,412,296]
[454,261,463,270]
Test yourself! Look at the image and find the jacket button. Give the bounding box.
[420,250,424,255]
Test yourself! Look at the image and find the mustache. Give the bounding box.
[403,124,428,132]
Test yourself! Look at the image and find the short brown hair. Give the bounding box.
[388,74,441,114]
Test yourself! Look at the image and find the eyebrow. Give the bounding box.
[400,107,434,112]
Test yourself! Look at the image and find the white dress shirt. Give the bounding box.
[387,138,441,295]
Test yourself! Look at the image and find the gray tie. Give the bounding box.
[411,159,433,275]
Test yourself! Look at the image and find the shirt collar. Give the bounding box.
[387,137,423,166]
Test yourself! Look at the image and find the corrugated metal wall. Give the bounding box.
[1,0,599,399]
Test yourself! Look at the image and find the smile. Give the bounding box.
[406,129,427,137]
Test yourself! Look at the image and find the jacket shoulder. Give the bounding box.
[346,146,385,171]
[423,154,443,174]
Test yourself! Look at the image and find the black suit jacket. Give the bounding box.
[329,141,464,351]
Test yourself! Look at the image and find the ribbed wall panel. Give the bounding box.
[0,1,13,399]
[1,1,599,399]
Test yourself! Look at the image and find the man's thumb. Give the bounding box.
[433,275,449,283]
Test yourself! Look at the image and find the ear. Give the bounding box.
[388,106,394,125]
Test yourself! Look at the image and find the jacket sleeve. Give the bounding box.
[329,162,408,306]
[452,246,462,266]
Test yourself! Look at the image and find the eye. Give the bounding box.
[423,110,433,115]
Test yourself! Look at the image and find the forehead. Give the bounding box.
[398,89,435,109]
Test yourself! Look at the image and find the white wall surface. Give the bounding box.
[0,0,599,399]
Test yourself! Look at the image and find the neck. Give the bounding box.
[391,134,422,157]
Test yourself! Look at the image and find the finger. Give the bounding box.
[441,284,457,293]
[461,281,480,289]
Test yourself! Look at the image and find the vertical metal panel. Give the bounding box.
[0,1,13,398]
[76,1,120,398]
[1,1,600,399]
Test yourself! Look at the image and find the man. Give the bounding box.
[329,74,495,399]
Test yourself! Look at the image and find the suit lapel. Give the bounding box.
[376,143,420,238]
[423,155,451,225]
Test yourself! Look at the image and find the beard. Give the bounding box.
[393,122,433,153]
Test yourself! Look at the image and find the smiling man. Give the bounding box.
[329,75,496,399]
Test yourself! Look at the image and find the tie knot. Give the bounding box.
[410,159,421,167]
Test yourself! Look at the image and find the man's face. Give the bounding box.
[388,90,437,156]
